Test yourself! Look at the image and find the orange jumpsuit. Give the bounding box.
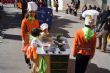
[73,29,96,58]
[73,28,96,73]
[21,18,39,54]
[26,46,37,62]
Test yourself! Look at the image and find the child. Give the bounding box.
[26,28,42,73]
[40,23,52,42]
[40,23,49,36]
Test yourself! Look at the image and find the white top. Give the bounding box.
[31,38,45,54]
[31,38,43,47]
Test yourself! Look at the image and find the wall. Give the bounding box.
[51,0,72,11]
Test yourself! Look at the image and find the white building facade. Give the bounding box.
[47,0,72,11]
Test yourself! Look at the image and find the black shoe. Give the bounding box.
[28,63,31,69]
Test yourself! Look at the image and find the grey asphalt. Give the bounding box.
[0,4,110,73]
[0,4,30,73]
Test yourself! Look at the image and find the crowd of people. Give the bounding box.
[80,4,110,53]
[96,7,110,52]
[66,1,80,16]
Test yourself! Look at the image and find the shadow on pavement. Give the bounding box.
[2,33,21,41]
[68,59,110,73]
[0,8,22,40]
[50,15,79,38]
[87,63,110,73]
[0,10,21,30]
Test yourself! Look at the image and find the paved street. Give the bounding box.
[0,4,30,73]
[0,4,110,73]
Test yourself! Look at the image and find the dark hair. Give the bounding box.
[96,7,101,12]
[31,28,42,37]
[88,5,92,9]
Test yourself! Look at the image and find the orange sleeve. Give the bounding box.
[21,18,29,44]
[32,46,37,63]
[26,46,33,59]
[26,46,37,61]
[73,31,79,57]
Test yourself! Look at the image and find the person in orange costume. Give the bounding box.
[27,28,42,73]
[21,1,39,69]
[73,10,99,73]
